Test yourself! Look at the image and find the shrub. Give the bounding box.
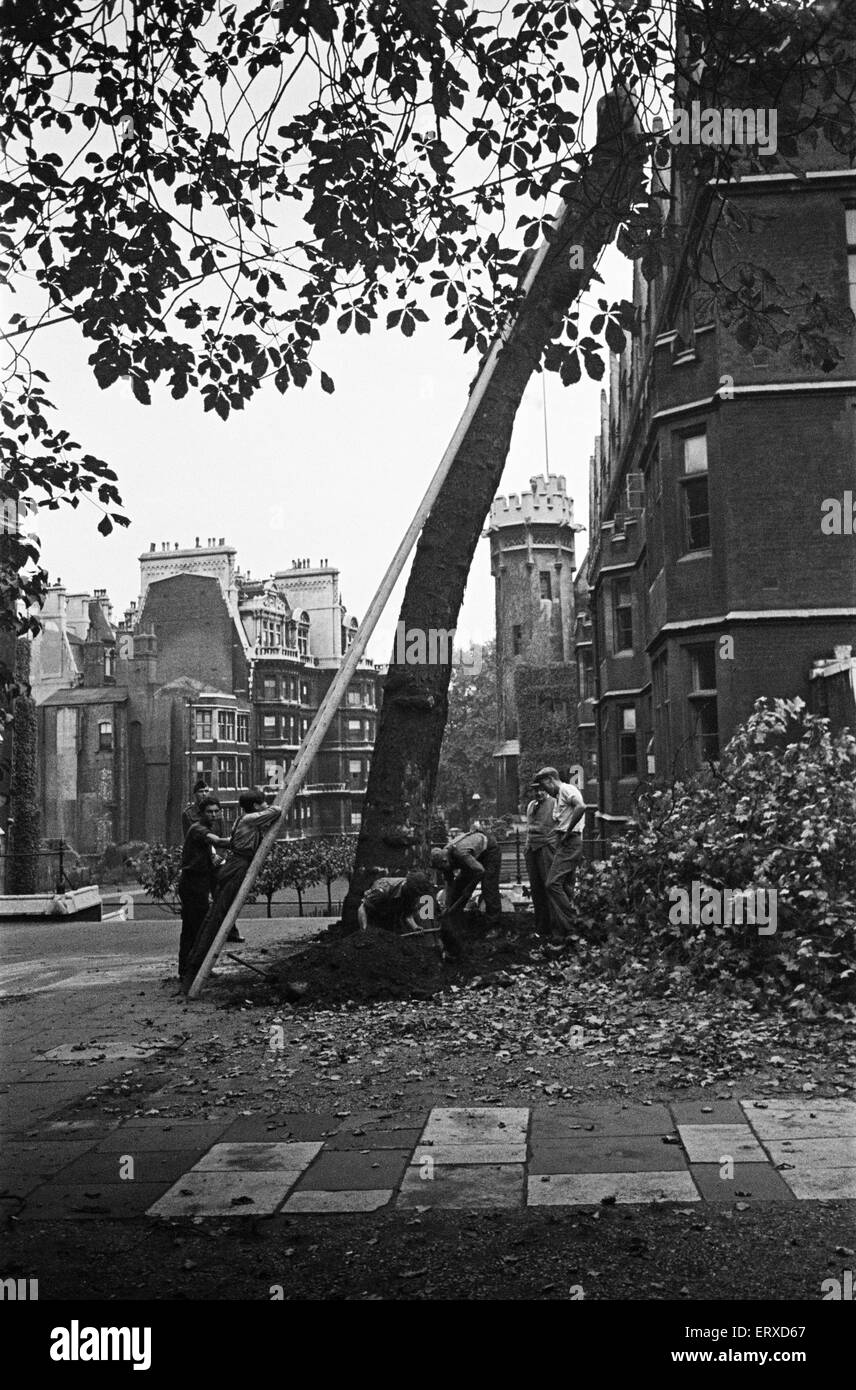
[137,843,182,914]
[573,699,856,1015]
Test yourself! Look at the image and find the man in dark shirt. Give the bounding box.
[177,797,230,977]
[182,779,213,837]
[181,779,244,943]
[524,782,560,934]
[431,828,503,933]
[181,789,282,989]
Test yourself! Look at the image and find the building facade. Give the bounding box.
[36,543,381,855]
[586,103,856,844]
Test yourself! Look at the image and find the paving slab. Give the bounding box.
[219,1114,339,1143]
[327,1128,423,1152]
[670,1101,747,1126]
[18,1182,170,1220]
[148,1170,299,1217]
[94,1121,232,1152]
[677,1124,768,1163]
[689,1163,796,1202]
[283,1189,392,1214]
[0,1140,102,1190]
[192,1142,322,1173]
[335,1112,429,1134]
[293,1149,410,1191]
[767,1137,856,1169]
[409,1142,526,1166]
[777,1167,856,1200]
[419,1107,529,1146]
[397,1164,524,1210]
[742,1100,856,1141]
[52,1150,202,1186]
[531,1104,671,1137]
[527,1171,700,1206]
[0,1081,99,1132]
[529,1137,688,1174]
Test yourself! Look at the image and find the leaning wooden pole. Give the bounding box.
[181,202,569,999]
[184,87,642,997]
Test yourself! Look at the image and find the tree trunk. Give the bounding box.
[7,639,40,895]
[343,90,644,927]
[296,887,303,917]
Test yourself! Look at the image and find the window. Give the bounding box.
[618,704,637,777]
[676,289,694,350]
[350,811,362,829]
[691,644,717,692]
[681,433,710,551]
[194,757,213,785]
[262,677,277,702]
[218,710,235,742]
[847,206,856,317]
[649,444,662,502]
[348,758,363,789]
[264,759,284,789]
[683,432,708,474]
[286,714,298,743]
[104,647,115,680]
[194,709,213,741]
[539,571,552,600]
[300,682,309,703]
[262,714,277,739]
[347,689,361,707]
[689,642,719,762]
[217,755,236,788]
[236,713,249,744]
[612,578,634,653]
[98,720,113,751]
[512,624,523,656]
[577,648,594,701]
[582,729,598,781]
[297,627,308,657]
[237,757,250,788]
[348,718,362,735]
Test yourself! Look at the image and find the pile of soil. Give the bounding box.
[215,920,542,1009]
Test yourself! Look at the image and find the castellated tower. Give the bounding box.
[485,473,579,814]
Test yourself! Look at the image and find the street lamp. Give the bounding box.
[470,792,481,829]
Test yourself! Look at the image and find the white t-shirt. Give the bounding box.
[552,781,585,835]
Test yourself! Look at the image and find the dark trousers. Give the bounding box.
[544,834,583,937]
[525,843,555,934]
[450,844,503,930]
[182,855,249,984]
[178,876,211,976]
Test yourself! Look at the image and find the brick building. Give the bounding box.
[36,542,380,855]
[586,98,856,844]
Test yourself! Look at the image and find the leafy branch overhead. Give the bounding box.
[2,0,855,628]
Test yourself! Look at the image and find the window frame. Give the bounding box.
[612,577,634,654]
[679,431,711,553]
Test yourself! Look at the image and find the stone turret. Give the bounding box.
[485,473,580,813]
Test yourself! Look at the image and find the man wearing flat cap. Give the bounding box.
[531,767,585,938]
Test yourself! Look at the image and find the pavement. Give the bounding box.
[3,1099,855,1223]
[2,913,855,1306]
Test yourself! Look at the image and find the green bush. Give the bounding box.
[574,699,856,1015]
[137,843,182,914]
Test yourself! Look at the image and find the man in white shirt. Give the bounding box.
[533,766,585,939]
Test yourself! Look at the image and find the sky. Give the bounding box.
[26,238,630,664]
